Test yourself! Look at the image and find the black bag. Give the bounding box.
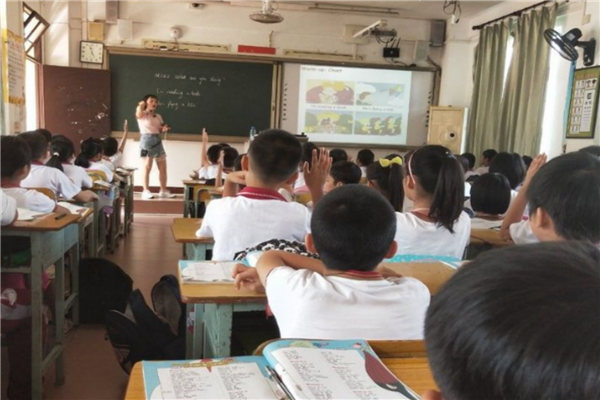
[79,258,133,324]
[105,274,186,374]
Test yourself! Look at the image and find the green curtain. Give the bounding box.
[466,22,510,158]
[499,4,558,155]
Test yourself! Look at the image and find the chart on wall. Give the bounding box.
[566,66,599,139]
[281,64,434,147]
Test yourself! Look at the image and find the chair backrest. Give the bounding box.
[88,169,108,182]
[359,176,368,185]
[295,193,312,205]
[30,187,57,201]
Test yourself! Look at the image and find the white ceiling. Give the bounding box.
[278,1,505,20]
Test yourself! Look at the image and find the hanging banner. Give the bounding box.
[566,66,599,139]
[1,28,26,106]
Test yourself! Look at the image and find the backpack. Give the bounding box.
[105,274,186,374]
[79,258,133,324]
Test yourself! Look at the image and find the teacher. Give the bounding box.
[135,94,174,199]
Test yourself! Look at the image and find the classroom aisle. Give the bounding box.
[42,214,181,400]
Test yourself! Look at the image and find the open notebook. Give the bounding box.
[142,339,419,400]
[179,261,238,283]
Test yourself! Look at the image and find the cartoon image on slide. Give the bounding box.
[356,83,405,107]
[304,110,353,134]
[305,81,355,105]
[354,113,402,136]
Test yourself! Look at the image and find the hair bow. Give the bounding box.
[379,156,402,168]
[53,152,60,156]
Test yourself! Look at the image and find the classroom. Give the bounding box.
[1,0,599,399]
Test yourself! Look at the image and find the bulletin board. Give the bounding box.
[566,66,599,139]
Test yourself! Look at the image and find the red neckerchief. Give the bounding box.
[335,270,384,280]
[236,187,286,202]
[0,179,20,188]
[31,160,44,166]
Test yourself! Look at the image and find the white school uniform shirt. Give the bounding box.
[88,161,114,182]
[294,171,306,190]
[2,187,55,213]
[509,220,539,244]
[98,159,116,172]
[1,190,18,226]
[394,211,471,259]
[464,170,479,180]
[266,267,430,340]
[360,166,367,178]
[62,164,93,189]
[471,217,503,230]
[196,192,311,261]
[21,164,80,200]
[108,152,123,168]
[198,164,219,180]
[475,166,489,175]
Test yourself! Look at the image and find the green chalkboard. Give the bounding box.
[109,54,274,136]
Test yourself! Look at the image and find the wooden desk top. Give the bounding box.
[78,207,94,220]
[171,218,214,244]
[177,261,455,304]
[3,213,80,232]
[123,340,436,400]
[470,228,512,247]
[381,262,456,296]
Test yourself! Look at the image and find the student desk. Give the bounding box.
[1,213,81,400]
[116,168,135,235]
[182,179,209,218]
[178,261,456,359]
[470,228,512,247]
[171,218,214,260]
[123,340,436,399]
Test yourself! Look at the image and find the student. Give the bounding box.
[329,148,348,164]
[522,154,533,170]
[460,152,478,180]
[234,185,430,340]
[214,147,240,188]
[423,241,600,400]
[501,152,600,245]
[469,173,511,229]
[196,128,223,180]
[74,138,115,182]
[323,161,362,193]
[366,154,404,212]
[294,141,318,193]
[457,155,473,198]
[1,190,18,226]
[18,132,97,203]
[101,119,129,169]
[46,137,93,189]
[356,148,375,178]
[196,129,330,261]
[395,145,470,259]
[1,136,70,214]
[579,145,600,158]
[489,152,526,191]
[474,148,497,175]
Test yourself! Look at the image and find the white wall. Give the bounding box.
[438,0,600,158]
[37,0,442,187]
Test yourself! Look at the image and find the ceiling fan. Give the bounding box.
[250,0,284,24]
[544,28,596,66]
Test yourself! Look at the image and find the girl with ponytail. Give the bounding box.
[366,154,404,212]
[75,138,114,182]
[395,145,470,259]
[46,137,93,188]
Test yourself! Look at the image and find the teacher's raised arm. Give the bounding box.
[135,94,174,200]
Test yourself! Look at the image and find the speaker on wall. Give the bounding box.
[427,106,468,155]
[106,1,119,24]
[430,20,446,47]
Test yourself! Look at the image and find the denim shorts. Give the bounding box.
[140,134,166,158]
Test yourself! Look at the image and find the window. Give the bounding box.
[23,3,49,57]
[23,3,45,130]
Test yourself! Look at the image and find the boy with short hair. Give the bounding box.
[356,149,375,178]
[474,148,497,175]
[234,185,430,340]
[19,132,98,203]
[423,242,600,400]
[1,135,70,214]
[500,152,600,244]
[323,161,362,193]
[196,129,329,261]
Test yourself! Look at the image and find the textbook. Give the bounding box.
[57,202,90,215]
[142,339,419,400]
[179,261,237,284]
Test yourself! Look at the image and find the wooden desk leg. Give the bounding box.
[71,236,80,326]
[183,185,190,218]
[204,304,233,358]
[90,202,98,257]
[188,304,205,359]
[30,233,44,400]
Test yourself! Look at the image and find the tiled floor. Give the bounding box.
[2,214,181,400]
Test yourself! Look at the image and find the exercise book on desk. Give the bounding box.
[142,339,419,400]
[57,202,90,215]
[180,260,238,283]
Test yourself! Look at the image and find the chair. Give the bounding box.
[87,169,108,183]
[192,188,213,218]
[295,192,312,205]
[30,187,57,201]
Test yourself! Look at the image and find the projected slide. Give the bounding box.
[298,65,411,144]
